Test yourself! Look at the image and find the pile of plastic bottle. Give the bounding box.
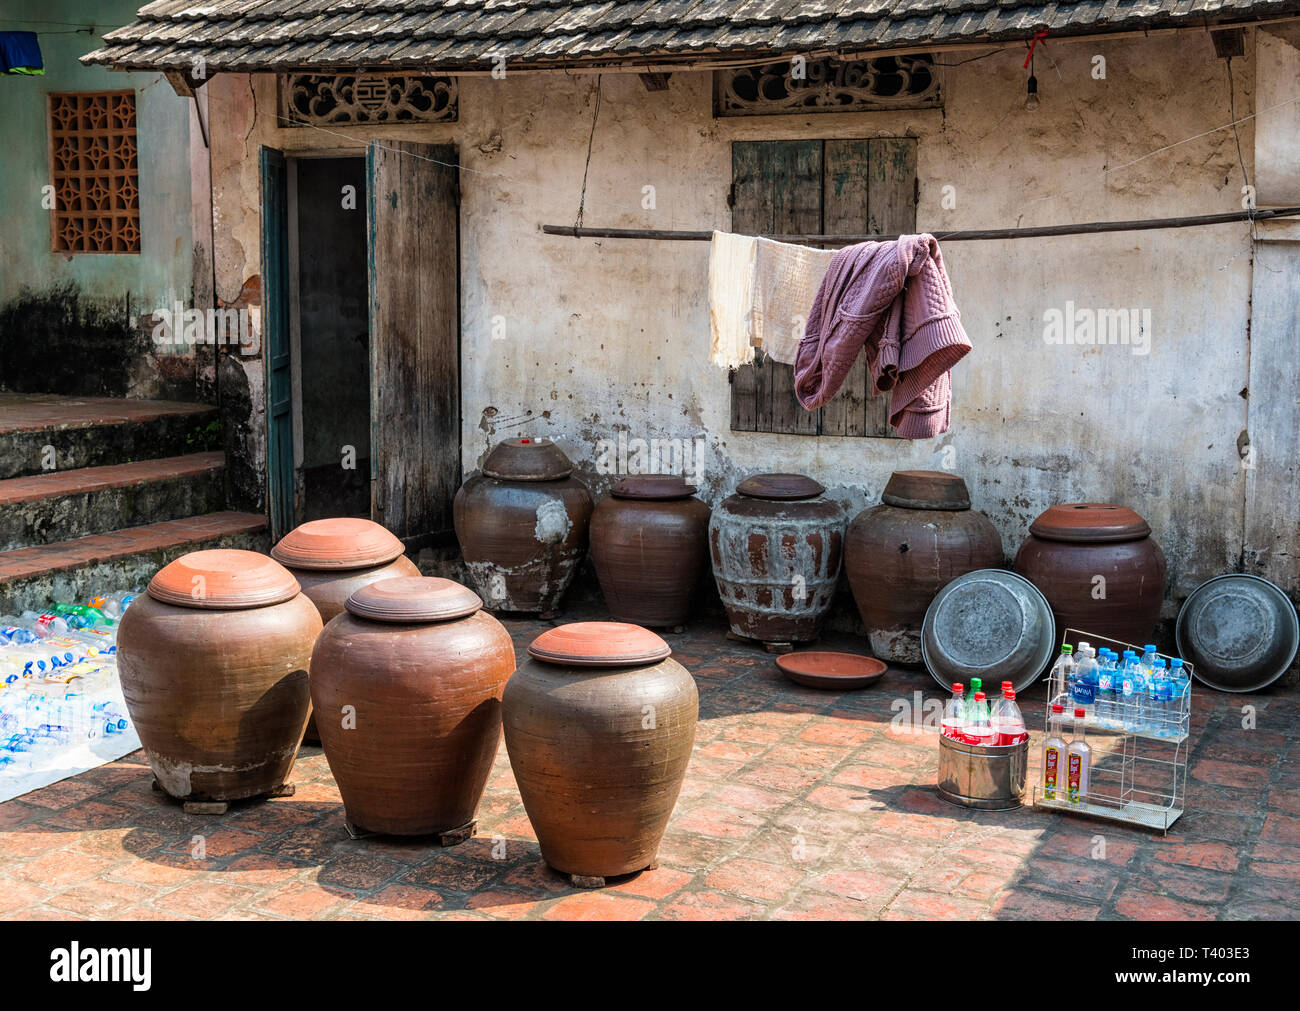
[1047,642,1190,739]
[0,591,137,773]
[940,677,1029,746]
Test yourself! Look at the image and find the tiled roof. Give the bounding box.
[83,0,1300,72]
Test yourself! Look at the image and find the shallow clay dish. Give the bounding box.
[775,651,887,689]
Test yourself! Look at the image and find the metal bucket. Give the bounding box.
[936,735,1028,811]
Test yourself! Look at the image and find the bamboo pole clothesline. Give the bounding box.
[541,207,1300,244]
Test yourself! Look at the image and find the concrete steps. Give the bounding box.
[0,452,226,551]
[0,392,265,612]
[0,512,269,614]
[0,392,218,480]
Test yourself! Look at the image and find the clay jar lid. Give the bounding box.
[881,470,971,510]
[528,621,672,667]
[1029,503,1151,543]
[345,576,483,623]
[482,438,574,481]
[148,549,300,610]
[270,517,405,571]
[736,473,824,501]
[611,475,697,500]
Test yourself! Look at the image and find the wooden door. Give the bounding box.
[260,146,294,539]
[366,141,461,547]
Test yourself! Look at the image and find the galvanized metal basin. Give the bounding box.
[921,569,1056,692]
[937,735,1028,811]
[1175,574,1299,693]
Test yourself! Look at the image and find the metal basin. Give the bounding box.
[921,569,1056,692]
[1176,574,1299,693]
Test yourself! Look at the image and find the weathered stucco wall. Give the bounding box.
[206,30,1300,616]
[0,0,196,398]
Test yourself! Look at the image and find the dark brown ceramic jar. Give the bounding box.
[272,517,420,744]
[309,577,516,837]
[846,471,1003,664]
[709,473,846,647]
[116,549,322,803]
[1014,503,1167,646]
[502,622,697,883]
[590,475,711,630]
[453,438,593,616]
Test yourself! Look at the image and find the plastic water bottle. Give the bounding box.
[1168,658,1189,737]
[1095,649,1117,727]
[1048,645,1075,709]
[1070,646,1098,721]
[1140,644,1159,677]
[965,691,994,746]
[1120,652,1142,732]
[941,682,966,741]
[990,688,1028,745]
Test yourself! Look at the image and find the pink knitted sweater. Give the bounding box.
[793,234,971,438]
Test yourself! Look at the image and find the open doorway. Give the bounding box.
[288,155,370,522]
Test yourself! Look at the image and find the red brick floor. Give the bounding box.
[0,617,1295,921]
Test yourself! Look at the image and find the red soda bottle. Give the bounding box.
[991,688,1028,745]
[941,682,965,740]
[966,691,994,746]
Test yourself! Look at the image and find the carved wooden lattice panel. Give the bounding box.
[49,91,140,254]
[282,74,457,125]
[716,56,940,117]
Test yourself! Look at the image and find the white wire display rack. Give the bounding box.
[1031,627,1191,833]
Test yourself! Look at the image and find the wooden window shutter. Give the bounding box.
[728,138,918,437]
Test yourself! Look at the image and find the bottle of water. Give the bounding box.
[1070,646,1098,721]
[1120,652,1142,732]
[1168,658,1189,737]
[1095,649,1117,727]
[1148,658,1170,737]
[1048,645,1075,709]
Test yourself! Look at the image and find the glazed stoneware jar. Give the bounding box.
[271,517,420,744]
[1014,503,1167,646]
[590,475,711,630]
[453,438,593,616]
[502,622,697,884]
[709,473,846,648]
[846,471,1003,664]
[116,549,322,803]
[309,577,516,838]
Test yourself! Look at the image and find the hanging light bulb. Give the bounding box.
[1025,73,1040,111]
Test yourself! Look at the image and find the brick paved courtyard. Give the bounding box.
[0,616,1296,921]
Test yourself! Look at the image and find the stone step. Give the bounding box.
[0,452,226,551]
[0,511,269,615]
[0,393,218,479]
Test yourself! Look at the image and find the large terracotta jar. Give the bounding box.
[709,473,846,647]
[590,475,711,630]
[271,517,420,744]
[502,622,697,884]
[453,438,593,616]
[1014,503,1167,646]
[309,577,516,838]
[116,549,322,803]
[846,470,1003,664]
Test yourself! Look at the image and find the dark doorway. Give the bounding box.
[289,155,370,522]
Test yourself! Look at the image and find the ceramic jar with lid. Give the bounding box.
[709,473,846,647]
[590,475,711,630]
[846,470,1003,664]
[502,622,697,884]
[308,577,516,837]
[453,438,593,616]
[116,549,322,803]
[1014,502,1167,646]
[271,517,420,744]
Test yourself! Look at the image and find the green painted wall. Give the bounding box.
[0,0,192,308]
